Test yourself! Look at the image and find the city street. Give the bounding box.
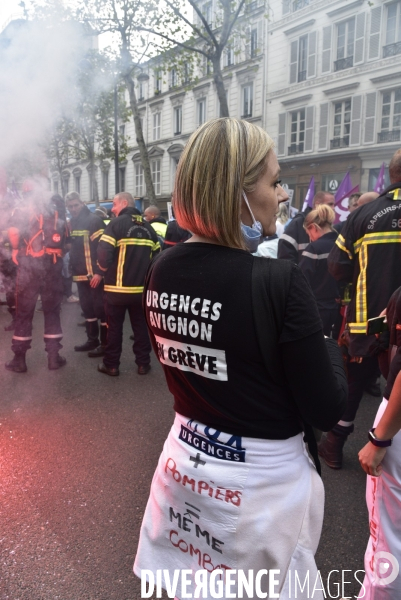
[0,300,380,600]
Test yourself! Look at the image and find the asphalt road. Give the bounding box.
[0,299,382,600]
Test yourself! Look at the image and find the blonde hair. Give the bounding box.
[304,204,335,230]
[173,118,274,249]
[277,202,289,224]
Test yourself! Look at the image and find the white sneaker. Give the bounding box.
[66,295,79,303]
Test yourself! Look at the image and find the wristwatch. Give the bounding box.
[368,428,392,447]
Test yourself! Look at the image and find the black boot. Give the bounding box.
[4,307,16,331]
[318,424,354,469]
[48,353,67,370]
[74,320,99,352]
[87,324,107,357]
[5,352,27,373]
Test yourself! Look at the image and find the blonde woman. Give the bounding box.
[300,204,341,337]
[134,119,346,599]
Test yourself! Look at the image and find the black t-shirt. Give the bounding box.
[145,242,325,440]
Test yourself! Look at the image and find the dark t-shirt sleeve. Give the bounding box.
[281,334,347,431]
[279,264,322,343]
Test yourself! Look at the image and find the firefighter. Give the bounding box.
[319,148,401,469]
[143,205,167,242]
[5,179,67,372]
[97,192,160,376]
[65,192,107,356]
[0,167,17,330]
[277,191,335,263]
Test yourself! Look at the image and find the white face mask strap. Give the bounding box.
[242,191,257,226]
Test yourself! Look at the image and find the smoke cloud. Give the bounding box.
[0,17,90,178]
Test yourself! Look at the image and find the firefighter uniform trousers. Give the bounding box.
[104,295,151,369]
[12,255,63,353]
[76,280,105,323]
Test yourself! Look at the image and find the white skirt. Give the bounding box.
[358,399,401,600]
[134,413,324,599]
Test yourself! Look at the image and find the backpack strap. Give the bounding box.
[251,256,321,476]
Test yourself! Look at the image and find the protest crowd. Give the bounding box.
[1,119,401,600]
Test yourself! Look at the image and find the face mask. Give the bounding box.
[241,191,263,253]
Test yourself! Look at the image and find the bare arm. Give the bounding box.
[8,227,20,264]
[359,369,401,476]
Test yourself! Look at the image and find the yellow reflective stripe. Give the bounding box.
[71,230,90,236]
[353,235,365,254]
[354,243,368,328]
[364,232,401,243]
[73,275,88,282]
[116,244,126,287]
[83,234,93,277]
[99,234,117,247]
[104,285,144,294]
[90,229,104,242]
[335,236,353,260]
[348,323,367,333]
[116,238,155,247]
[390,188,401,200]
[153,241,161,253]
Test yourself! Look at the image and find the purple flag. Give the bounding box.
[302,176,315,212]
[374,162,386,194]
[334,173,357,224]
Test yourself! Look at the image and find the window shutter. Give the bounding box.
[245,26,251,60]
[304,106,314,152]
[364,92,377,144]
[321,26,332,73]
[368,7,382,60]
[277,113,287,156]
[307,31,317,78]
[350,95,363,146]
[354,13,365,64]
[257,20,263,54]
[290,40,298,84]
[283,0,291,15]
[318,103,329,151]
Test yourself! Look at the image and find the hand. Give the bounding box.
[90,274,103,288]
[11,249,19,265]
[358,442,387,477]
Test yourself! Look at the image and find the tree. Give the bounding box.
[44,116,74,198]
[141,0,256,117]
[76,0,158,204]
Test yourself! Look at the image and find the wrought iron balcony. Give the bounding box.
[383,42,401,58]
[330,137,349,149]
[334,56,353,71]
[298,70,307,82]
[288,143,304,155]
[378,130,401,143]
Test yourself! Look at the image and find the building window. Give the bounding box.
[119,124,125,137]
[63,178,69,194]
[138,81,144,100]
[154,70,162,94]
[335,18,355,71]
[331,99,351,148]
[151,160,161,195]
[183,63,190,83]
[153,112,161,141]
[202,2,212,25]
[119,167,126,192]
[197,98,206,126]
[135,163,144,196]
[378,88,401,143]
[290,34,308,83]
[250,28,258,57]
[242,84,253,118]
[384,2,401,57]
[289,109,305,154]
[283,0,309,13]
[54,181,59,194]
[174,106,182,135]
[170,68,177,88]
[74,175,81,194]
[225,45,234,66]
[102,171,108,200]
